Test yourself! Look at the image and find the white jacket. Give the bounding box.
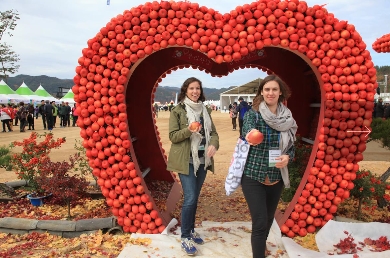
[0,109,11,120]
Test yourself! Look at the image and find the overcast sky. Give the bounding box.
[2,0,390,89]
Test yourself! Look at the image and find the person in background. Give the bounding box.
[0,104,13,132]
[384,103,390,120]
[72,104,78,127]
[229,102,238,131]
[168,102,174,112]
[34,106,39,119]
[51,101,58,128]
[64,102,71,127]
[13,105,19,126]
[241,75,297,258]
[375,98,385,118]
[59,101,66,127]
[17,102,28,132]
[167,77,219,256]
[153,102,159,118]
[26,103,35,130]
[38,100,47,129]
[44,100,54,130]
[7,104,14,131]
[236,96,250,137]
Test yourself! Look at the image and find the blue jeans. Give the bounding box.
[178,164,207,239]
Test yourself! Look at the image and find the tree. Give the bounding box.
[0,10,20,82]
[0,42,20,81]
[368,118,390,207]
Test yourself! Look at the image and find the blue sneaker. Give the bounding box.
[190,230,204,245]
[181,238,197,256]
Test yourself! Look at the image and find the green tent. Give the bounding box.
[34,84,59,103]
[60,89,75,104]
[0,79,28,104]
[15,82,42,103]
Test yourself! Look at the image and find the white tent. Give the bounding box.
[60,88,76,104]
[0,94,8,104]
[0,79,29,104]
[15,82,43,105]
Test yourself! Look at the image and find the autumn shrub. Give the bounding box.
[36,154,89,219]
[350,170,390,220]
[281,135,312,202]
[10,132,92,218]
[10,132,66,195]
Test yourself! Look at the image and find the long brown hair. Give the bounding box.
[251,75,291,110]
[177,77,206,103]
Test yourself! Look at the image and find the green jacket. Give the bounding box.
[59,105,66,115]
[52,105,58,116]
[166,103,219,175]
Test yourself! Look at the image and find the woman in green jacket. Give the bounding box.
[51,101,58,128]
[167,77,219,256]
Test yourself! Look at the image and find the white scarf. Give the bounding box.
[183,97,212,175]
[259,101,298,188]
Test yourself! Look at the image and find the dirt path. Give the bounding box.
[1,111,389,183]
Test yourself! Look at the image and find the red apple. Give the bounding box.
[189,121,201,131]
[246,129,264,145]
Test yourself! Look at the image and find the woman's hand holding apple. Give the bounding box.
[188,121,201,133]
[245,129,264,146]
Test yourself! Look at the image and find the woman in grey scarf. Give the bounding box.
[166,77,219,256]
[242,75,297,258]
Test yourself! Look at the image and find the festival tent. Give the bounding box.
[15,82,43,104]
[60,88,76,105]
[34,84,60,104]
[0,79,29,104]
[0,94,8,104]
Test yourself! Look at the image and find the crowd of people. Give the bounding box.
[374,97,390,119]
[229,97,253,137]
[0,100,78,133]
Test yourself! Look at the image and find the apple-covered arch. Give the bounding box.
[372,33,390,53]
[73,0,377,237]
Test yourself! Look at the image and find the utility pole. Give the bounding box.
[384,75,388,93]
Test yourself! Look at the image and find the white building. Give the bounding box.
[219,77,262,112]
[377,93,390,103]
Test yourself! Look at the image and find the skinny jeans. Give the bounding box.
[178,164,207,239]
[241,175,284,258]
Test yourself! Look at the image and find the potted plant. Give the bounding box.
[10,132,66,206]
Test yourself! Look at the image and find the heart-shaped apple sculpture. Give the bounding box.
[372,33,390,53]
[73,0,376,237]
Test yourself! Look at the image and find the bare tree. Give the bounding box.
[0,10,20,82]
